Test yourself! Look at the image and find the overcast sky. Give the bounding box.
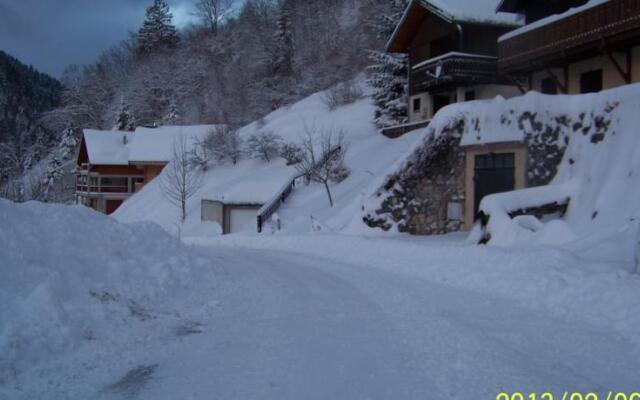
[0,0,198,77]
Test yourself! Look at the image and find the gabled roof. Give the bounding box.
[81,125,218,166]
[128,125,213,164]
[387,0,522,53]
[82,130,133,165]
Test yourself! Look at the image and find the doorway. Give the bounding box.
[473,153,515,216]
[432,94,451,115]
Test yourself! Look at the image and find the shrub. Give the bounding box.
[279,142,304,165]
[246,131,282,162]
[322,81,364,111]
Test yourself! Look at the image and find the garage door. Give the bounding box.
[229,208,258,233]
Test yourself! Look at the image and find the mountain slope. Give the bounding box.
[114,81,423,237]
[0,51,61,142]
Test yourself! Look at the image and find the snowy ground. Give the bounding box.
[3,200,640,399]
[113,80,422,237]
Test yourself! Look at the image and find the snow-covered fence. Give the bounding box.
[256,173,305,233]
[256,146,343,232]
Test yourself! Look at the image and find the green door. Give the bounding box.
[474,153,515,217]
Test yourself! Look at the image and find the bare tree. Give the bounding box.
[246,131,282,162]
[296,128,347,207]
[190,125,243,169]
[322,81,364,111]
[210,126,243,164]
[160,135,203,222]
[193,0,236,34]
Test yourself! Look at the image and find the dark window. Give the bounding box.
[433,95,451,115]
[465,90,476,101]
[412,97,421,113]
[580,69,603,94]
[541,77,557,95]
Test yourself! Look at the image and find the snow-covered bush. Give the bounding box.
[279,142,304,165]
[246,131,282,162]
[329,162,351,183]
[322,81,364,111]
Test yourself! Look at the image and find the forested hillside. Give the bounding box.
[0,51,61,188]
[51,0,406,130]
[0,0,409,203]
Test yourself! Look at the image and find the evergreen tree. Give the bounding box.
[137,0,179,56]
[114,97,136,131]
[366,0,409,129]
[367,51,407,128]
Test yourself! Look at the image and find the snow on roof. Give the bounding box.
[387,0,522,52]
[128,125,215,163]
[412,51,497,70]
[83,129,132,165]
[421,0,522,25]
[499,0,607,42]
[82,125,217,165]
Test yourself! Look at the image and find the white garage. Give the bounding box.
[201,200,262,235]
[229,207,259,233]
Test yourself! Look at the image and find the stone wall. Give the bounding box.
[364,120,466,235]
[364,99,618,235]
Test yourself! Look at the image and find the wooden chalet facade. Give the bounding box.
[498,0,640,94]
[76,126,213,215]
[385,0,522,128]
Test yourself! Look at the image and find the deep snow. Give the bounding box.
[3,200,640,399]
[113,81,423,236]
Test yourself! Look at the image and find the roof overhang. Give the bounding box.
[386,1,429,53]
[386,0,522,53]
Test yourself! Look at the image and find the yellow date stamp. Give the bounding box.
[497,392,640,400]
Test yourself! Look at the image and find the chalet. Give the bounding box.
[498,0,640,94]
[76,125,214,214]
[383,0,523,137]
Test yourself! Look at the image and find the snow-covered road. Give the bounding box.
[5,235,640,399]
[136,245,639,400]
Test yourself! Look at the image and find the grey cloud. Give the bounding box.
[0,0,195,77]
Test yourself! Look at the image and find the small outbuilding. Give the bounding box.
[201,200,264,234]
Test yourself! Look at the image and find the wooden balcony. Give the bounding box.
[76,171,144,195]
[410,52,500,94]
[499,0,640,72]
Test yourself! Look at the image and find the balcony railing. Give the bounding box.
[499,0,640,71]
[410,52,499,93]
[76,172,144,195]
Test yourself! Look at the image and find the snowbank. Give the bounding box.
[0,199,215,381]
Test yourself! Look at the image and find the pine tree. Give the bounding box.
[114,97,136,131]
[366,0,409,129]
[367,51,407,129]
[137,0,179,56]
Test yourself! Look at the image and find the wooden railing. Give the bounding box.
[411,53,499,93]
[380,120,430,138]
[256,146,342,232]
[499,0,640,71]
[75,172,144,195]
